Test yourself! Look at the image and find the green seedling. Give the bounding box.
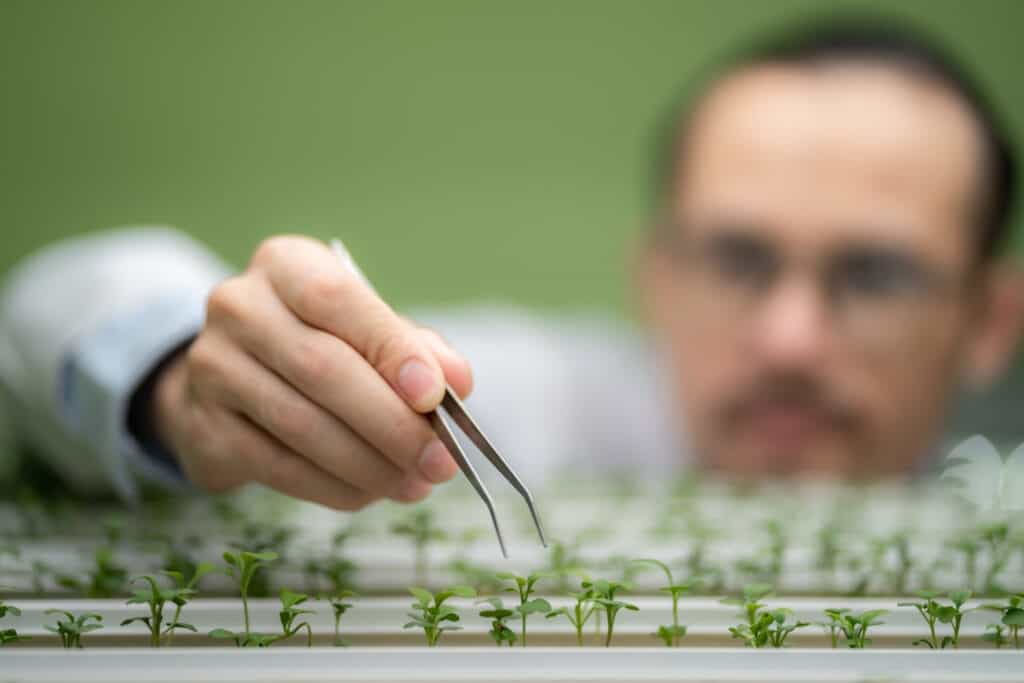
[721,583,774,629]
[0,596,28,646]
[303,527,359,594]
[447,558,501,594]
[478,597,517,646]
[979,523,1012,595]
[820,608,848,649]
[30,560,52,594]
[724,584,807,648]
[496,571,553,647]
[544,541,585,594]
[276,589,315,647]
[867,533,913,595]
[729,607,809,649]
[161,563,217,647]
[819,608,887,648]
[208,550,278,646]
[0,597,22,620]
[546,581,597,646]
[947,534,982,591]
[815,520,842,584]
[44,609,102,649]
[586,579,638,647]
[981,592,1023,649]
[304,556,357,595]
[0,627,26,646]
[155,531,208,589]
[57,547,127,598]
[229,524,294,598]
[681,541,724,594]
[735,521,788,587]
[918,554,953,593]
[120,569,211,647]
[102,515,125,547]
[391,509,446,586]
[447,530,501,593]
[404,585,475,647]
[983,623,1009,649]
[898,590,973,649]
[326,589,355,647]
[631,558,690,647]
[208,628,277,648]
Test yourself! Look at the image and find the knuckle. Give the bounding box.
[205,278,250,325]
[251,235,297,268]
[293,270,349,322]
[184,338,222,381]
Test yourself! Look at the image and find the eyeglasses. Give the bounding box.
[656,229,971,352]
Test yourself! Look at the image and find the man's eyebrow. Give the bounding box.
[828,239,923,263]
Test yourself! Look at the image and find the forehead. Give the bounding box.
[673,62,985,265]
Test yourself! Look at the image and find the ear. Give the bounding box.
[961,261,1024,390]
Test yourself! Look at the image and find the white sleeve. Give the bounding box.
[0,226,231,500]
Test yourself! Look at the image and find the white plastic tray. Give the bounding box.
[2,647,1022,682]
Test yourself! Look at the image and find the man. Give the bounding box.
[1,20,1021,508]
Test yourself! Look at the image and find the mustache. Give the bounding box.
[721,373,861,432]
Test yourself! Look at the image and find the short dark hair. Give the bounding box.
[654,16,1018,261]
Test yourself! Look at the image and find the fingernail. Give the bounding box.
[418,439,458,484]
[394,476,432,503]
[397,358,438,406]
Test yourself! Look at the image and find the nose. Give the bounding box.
[750,278,832,371]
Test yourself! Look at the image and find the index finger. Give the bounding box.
[252,235,447,413]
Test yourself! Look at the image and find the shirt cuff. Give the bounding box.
[58,290,208,501]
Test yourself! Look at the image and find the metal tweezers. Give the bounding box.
[330,239,546,557]
[428,388,547,558]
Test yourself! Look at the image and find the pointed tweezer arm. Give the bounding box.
[328,238,545,557]
[429,387,547,557]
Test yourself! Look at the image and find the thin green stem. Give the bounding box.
[242,590,251,639]
[671,594,680,647]
[151,603,162,647]
[605,612,616,648]
[301,623,312,648]
[165,603,183,647]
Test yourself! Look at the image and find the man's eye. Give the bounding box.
[834,252,927,298]
[707,240,776,285]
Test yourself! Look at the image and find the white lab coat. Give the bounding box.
[0,228,681,500]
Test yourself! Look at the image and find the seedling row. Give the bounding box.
[3,558,1021,650]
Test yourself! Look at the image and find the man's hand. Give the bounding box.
[151,235,473,510]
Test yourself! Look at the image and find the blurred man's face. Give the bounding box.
[643,61,989,478]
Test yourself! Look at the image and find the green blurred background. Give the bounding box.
[2,0,1022,314]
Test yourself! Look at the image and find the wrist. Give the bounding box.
[151,350,189,460]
